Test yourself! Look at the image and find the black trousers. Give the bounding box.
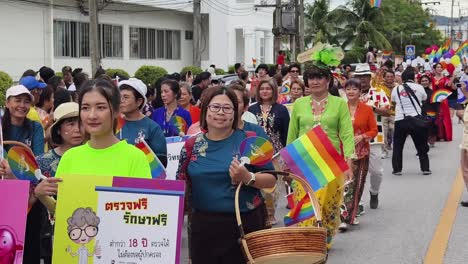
[392,119,430,172]
[190,204,267,264]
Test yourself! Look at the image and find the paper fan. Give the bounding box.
[239,136,274,166]
[7,146,45,184]
[430,89,452,103]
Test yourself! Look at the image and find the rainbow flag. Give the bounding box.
[115,115,126,139]
[436,39,451,59]
[456,40,468,56]
[382,50,392,60]
[135,138,166,179]
[284,192,315,226]
[279,126,349,191]
[370,0,382,8]
[426,111,437,118]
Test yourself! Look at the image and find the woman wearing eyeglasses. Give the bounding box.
[176,86,276,264]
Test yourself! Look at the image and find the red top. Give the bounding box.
[351,102,378,159]
[431,76,453,141]
[277,54,285,65]
[188,105,201,124]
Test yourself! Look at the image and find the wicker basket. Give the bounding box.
[235,171,327,264]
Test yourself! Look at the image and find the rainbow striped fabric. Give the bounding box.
[280,126,349,191]
[455,40,468,56]
[135,138,166,179]
[115,115,126,139]
[284,192,315,226]
[370,0,382,8]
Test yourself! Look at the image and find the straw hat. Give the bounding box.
[50,102,79,135]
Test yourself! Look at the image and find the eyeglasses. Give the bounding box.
[290,70,300,73]
[68,225,99,240]
[207,104,234,114]
[121,95,135,101]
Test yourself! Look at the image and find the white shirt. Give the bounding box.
[391,82,427,121]
[77,246,90,264]
[462,105,468,150]
[242,111,258,124]
[423,62,432,72]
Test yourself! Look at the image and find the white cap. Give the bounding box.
[6,85,34,102]
[118,78,148,106]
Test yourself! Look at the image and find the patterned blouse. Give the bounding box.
[248,103,290,152]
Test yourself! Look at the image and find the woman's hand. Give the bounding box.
[344,159,354,182]
[229,158,250,185]
[34,177,62,197]
[0,159,15,179]
[354,134,364,144]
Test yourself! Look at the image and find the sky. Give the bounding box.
[304,0,468,18]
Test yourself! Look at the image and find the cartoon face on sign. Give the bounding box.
[0,226,23,264]
[66,208,102,263]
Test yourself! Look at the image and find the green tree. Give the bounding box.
[134,66,167,87]
[0,71,13,106]
[379,0,443,55]
[329,0,391,50]
[304,0,338,47]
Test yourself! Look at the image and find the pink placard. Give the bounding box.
[0,180,29,264]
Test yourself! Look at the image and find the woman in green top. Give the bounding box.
[35,79,151,212]
[288,64,354,249]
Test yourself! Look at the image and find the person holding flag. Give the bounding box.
[118,78,167,167]
[287,43,354,248]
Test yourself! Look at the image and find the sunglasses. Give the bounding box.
[290,70,300,73]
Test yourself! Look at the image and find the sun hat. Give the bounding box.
[353,63,372,76]
[118,78,148,106]
[6,85,34,102]
[49,102,79,140]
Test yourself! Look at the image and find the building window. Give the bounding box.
[54,20,89,57]
[99,24,123,58]
[130,27,181,60]
[185,30,193,40]
[54,20,122,58]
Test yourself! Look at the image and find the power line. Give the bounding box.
[202,0,255,16]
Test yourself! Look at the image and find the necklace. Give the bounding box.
[260,104,272,121]
[310,96,328,122]
[348,103,359,122]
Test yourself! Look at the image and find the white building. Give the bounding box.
[0,0,274,80]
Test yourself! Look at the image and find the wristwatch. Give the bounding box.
[246,172,256,186]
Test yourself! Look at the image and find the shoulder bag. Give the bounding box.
[396,83,431,129]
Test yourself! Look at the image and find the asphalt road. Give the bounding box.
[180,119,466,264]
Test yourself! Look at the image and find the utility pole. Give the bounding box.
[193,0,201,67]
[297,0,304,54]
[450,0,454,47]
[89,0,100,75]
[274,0,282,59]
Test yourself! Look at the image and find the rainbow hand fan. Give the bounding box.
[430,89,452,103]
[238,136,274,166]
[280,82,291,95]
[7,146,45,184]
[170,116,187,137]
